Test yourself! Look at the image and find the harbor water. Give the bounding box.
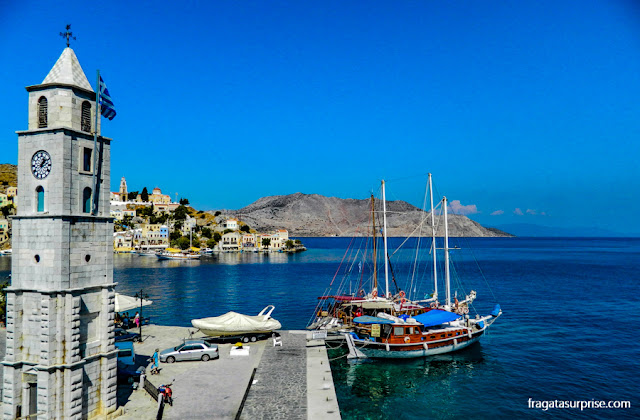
[0,237,638,419]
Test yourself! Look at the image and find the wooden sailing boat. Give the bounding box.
[307,184,430,333]
[345,174,502,359]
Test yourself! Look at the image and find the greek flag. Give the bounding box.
[98,76,117,120]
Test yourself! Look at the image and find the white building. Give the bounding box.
[225,218,239,230]
[220,231,241,251]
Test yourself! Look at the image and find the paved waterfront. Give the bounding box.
[116,326,340,419]
[0,325,339,419]
[240,331,308,419]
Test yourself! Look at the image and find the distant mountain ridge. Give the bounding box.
[492,223,636,237]
[221,193,513,237]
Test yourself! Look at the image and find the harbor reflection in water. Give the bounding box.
[328,343,498,420]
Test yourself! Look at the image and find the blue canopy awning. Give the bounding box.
[353,316,395,325]
[413,309,460,327]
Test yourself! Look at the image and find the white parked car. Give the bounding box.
[159,340,219,363]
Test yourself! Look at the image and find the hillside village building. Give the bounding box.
[149,187,171,204]
[220,229,290,252]
[110,208,136,220]
[6,187,17,200]
[224,218,239,230]
[109,178,171,206]
[0,219,9,244]
[3,46,117,418]
[119,176,127,202]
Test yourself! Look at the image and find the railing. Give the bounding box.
[144,376,159,401]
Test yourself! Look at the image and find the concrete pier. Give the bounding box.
[111,326,340,419]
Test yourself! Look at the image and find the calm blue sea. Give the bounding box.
[0,237,638,419]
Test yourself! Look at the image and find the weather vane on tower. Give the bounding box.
[60,24,76,47]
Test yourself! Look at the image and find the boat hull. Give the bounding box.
[194,327,276,337]
[348,330,485,359]
[156,254,200,260]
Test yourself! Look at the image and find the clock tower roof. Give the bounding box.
[37,47,93,92]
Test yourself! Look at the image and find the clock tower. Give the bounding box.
[2,47,118,419]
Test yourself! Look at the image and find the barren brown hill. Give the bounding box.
[0,164,17,193]
[219,193,513,237]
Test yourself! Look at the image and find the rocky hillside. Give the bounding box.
[219,193,512,237]
[0,164,17,193]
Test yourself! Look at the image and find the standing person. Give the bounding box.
[134,312,140,329]
[150,348,160,375]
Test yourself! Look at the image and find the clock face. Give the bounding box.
[31,150,52,179]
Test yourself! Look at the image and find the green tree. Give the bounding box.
[179,198,189,205]
[150,213,168,225]
[137,206,153,217]
[223,229,233,234]
[173,205,188,220]
[169,230,181,241]
[141,187,149,202]
[262,238,271,248]
[122,215,134,229]
[294,239,302,244]
[202,227,212,239]
[285,239,294,249]
[206,238,217,249]
[128,191,139,200]
[176,236,190,250]
[213,232,222,242]
[240,225,250,233]
[1,204,15,218]
[214,211,221,217]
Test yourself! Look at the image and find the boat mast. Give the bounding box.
[443,196,451,308]
[371,194,377,294]
[382,180,390,298]
[429,174,437,300]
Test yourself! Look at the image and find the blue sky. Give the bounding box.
[1,1,639,234]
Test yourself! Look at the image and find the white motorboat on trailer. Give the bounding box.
[191,305,282,339]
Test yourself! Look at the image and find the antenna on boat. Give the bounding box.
[429,174,437,301]
[382,180,390,299]
[443,196,451,308]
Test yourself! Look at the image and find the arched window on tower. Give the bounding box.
[81,101,92,132]
[36,186,45,212]
[83,187,92,213]
[38,97,48,128]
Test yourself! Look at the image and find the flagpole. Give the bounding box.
[92,69,100,215]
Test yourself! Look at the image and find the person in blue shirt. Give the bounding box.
[150,348,160,375]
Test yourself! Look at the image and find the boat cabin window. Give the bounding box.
[382,325,392,336]
[440,334,445,338]
[394,327,404,336]
[406,327,414,335]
